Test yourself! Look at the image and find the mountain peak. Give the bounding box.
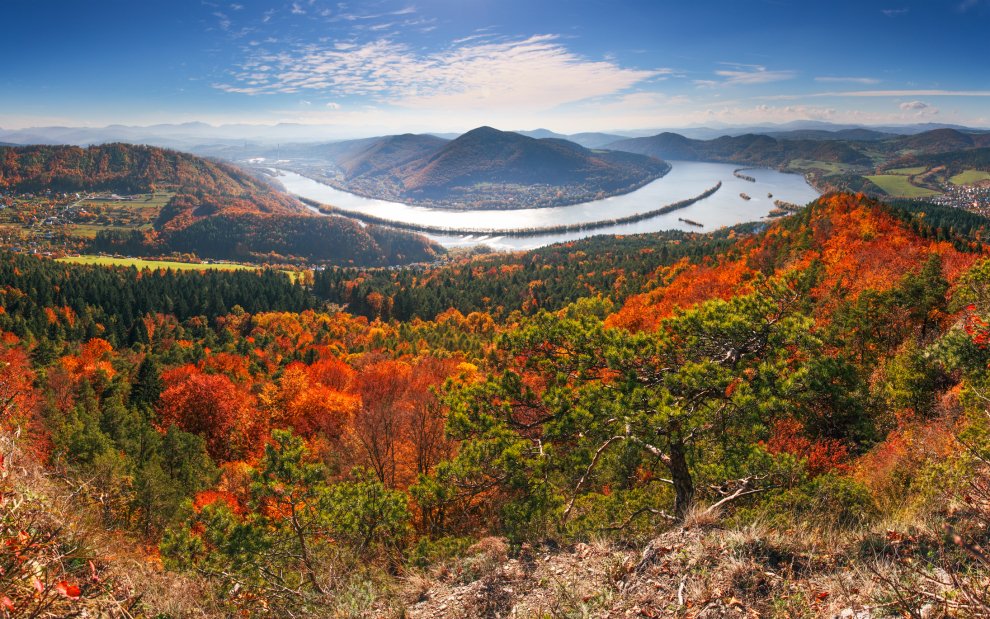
[460,126,507,138]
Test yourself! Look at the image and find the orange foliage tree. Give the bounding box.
[156,366,260,462]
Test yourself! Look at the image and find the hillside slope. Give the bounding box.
[609,192,979,331]
[0,144,443,265]
[608,132,874,167]
[326,133,449,180]
[3,193,990,615]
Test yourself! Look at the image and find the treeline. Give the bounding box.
[900,146,990,175]
[165,213,441,265]
[92,213,444,266]
[313,225,751,321]
[733,168,757,182]
[0,251,319,347]
[891,197,990,248]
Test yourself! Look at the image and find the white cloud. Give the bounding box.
[882,8,909,16]
[711,63,796,86]
[214,35,663,112]
[899,100,939,116]
[815,76,880,84]
[325,101,341,110]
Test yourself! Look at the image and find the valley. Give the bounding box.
[3,2,990,616]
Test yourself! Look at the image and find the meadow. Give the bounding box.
[58,255,255,271]
[864,173,939,197]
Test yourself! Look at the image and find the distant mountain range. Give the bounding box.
[513,129,627,148]
[2,120,986,152]
[606,128,990,168]
[657,121,990,140]
[4,122,989,209]
[283,126,670,209]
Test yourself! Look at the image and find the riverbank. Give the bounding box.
[300,181,722,238]
[271,162,672,212]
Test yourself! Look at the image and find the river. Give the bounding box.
[275,161,820,251]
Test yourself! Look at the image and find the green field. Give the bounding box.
[65,224,139,239]
[786,159,860,174]
[950,169,990,186]
[886,166,929,176]
[58,255,256,271]
[864,174,939,198]
[78,192,174,209]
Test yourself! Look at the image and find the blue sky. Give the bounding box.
[1,0,989,133]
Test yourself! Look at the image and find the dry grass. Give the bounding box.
[395,494,990,619]
[0,428,219,618]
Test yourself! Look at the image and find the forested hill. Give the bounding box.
[0,143,299,212]
[399,126,668,198]
[0,143,444,265]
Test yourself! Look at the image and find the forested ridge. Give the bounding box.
[4,192,990,616]
[0,144,443,265]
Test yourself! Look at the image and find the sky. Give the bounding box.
[1,0,989,135]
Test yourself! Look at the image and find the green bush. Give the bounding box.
[750,474,879,529]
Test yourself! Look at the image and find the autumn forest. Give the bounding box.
[0,177,989,617]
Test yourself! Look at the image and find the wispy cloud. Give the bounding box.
[764,89,990,100]
[814,76,880,85]
[213,11,231,31]
[214,34,664,112]
[882,7,909,16]
[958,0,989,12]
[701,63,796,86]
[837,89,990,97]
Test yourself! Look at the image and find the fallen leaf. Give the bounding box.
[56,581,81,599]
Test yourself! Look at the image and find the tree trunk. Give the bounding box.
[669,440,694,520]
